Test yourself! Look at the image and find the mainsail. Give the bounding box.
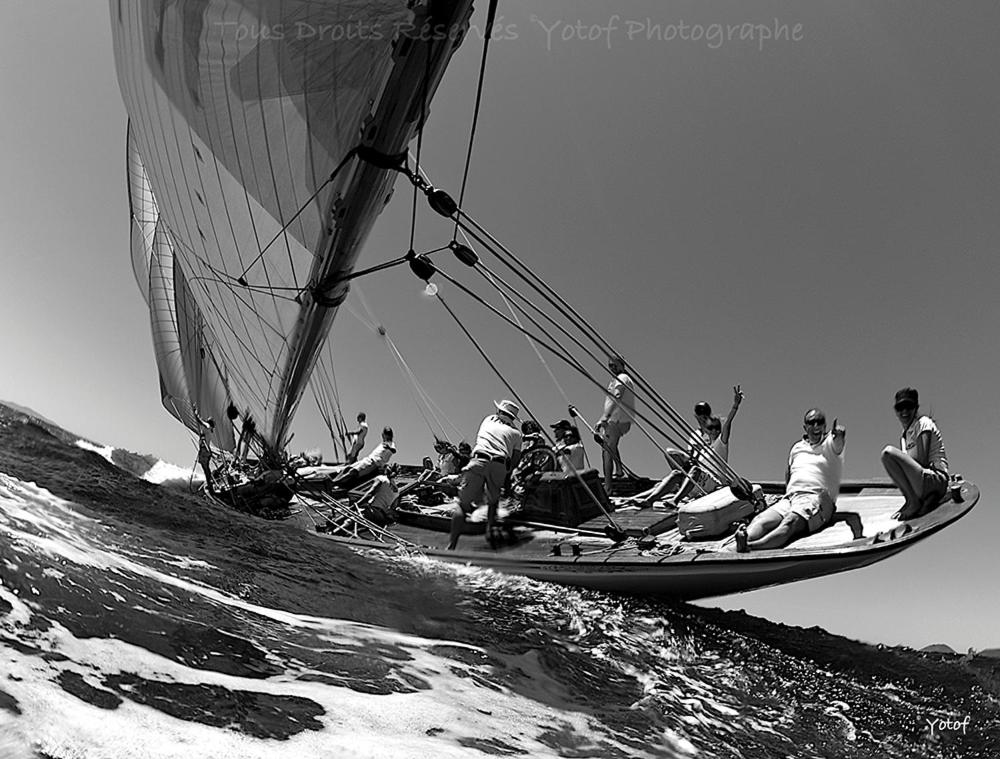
[112,0,474,457]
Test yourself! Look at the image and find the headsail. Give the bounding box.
[129,125,237,451]
[112,0,474,458]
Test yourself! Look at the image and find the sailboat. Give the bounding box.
[110,1,978,599]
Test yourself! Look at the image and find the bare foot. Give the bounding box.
[734,525,749,553]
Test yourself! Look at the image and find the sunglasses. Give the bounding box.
[894,402,916,412]
[804,418,826,427]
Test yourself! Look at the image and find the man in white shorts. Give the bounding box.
[736,408,845,552]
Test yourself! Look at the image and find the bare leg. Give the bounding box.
[601,441,614,492]
[881,446,924,519]
[645,471,686,507]
[747,513,808,550]
[625,471,683,507]
[745,503,787,542]
[448,504,466,550]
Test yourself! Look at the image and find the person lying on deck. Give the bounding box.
[626,386,744,509]
[880,387,949,520]
[735,409,845,552]
[663,399,713,472]
[329,426,396,491]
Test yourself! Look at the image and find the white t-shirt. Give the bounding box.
[786,434,844,500]
[606,373,636,424]
[555,441,586,473]
[357,441,395,469]
[902,415,948,473]
[365,475,397,513]
[473,415,523,459]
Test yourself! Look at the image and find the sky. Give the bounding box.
[2,1,998,651]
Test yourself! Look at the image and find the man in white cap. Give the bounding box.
[448,399,523,549]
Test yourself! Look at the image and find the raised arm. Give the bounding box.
[831,418,846,455]
[720,385,744,445]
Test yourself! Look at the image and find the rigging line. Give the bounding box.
[471,237,572,402]
[407,176,737,479]
[380,336,448,442]
[350,288,440,436]
[344,302,379,332]
[350,280,444,437]
[470,249,589,468]
[409,163,616,375]
[382,334,463,441]
[310,383,335,452]
[236,147,358,283]
[452,0,501,240]
[454,215,738,480]
[433,290,537,430]
[463,254,688,446]
[431,265,709,467]
[470,267,681,464]
[351,282,457,439]
[470,259,722,470]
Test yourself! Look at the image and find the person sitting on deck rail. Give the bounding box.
[625,386,744,509]
[448,400,523,550]
[734,408,845,552]
[329,426,396,491]
[594,354,636,493]
[880,387,949,520]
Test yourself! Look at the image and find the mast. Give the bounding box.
[270,0,476,451]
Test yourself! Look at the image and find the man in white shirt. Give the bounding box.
[448,400,523,550]
[330,426,395,491]
[736,408,845,552]
[355,465,400,526]
[594,355,635,492]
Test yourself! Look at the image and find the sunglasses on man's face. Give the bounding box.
[804,419,826,427]
[894,402,915,412]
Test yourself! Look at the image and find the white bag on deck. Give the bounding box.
[678,486,759,539]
